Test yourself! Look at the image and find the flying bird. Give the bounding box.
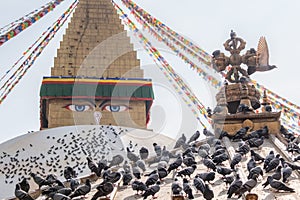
[247,36,277,75]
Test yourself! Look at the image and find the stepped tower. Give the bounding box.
[40,0,154,129]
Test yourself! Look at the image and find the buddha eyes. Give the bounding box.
[102,104,129,112]
[64,104,92,112]
[64,103,130,112]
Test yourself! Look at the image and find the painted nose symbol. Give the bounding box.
[94,111,102,125]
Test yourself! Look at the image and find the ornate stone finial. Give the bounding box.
[212,31,276,83]
[261,90,272,112]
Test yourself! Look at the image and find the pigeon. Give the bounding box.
[132,180,147,195]
[167,154,183,173]
[183,178,194,199]
[203,128,214,137]
[250,150,265,163]
[109,154,124,167]
[203,157,216,171]
[217,166,234,177]
[222,174,235,186]
[123,160,131,173]
[153,143,162,157]
[136,159,146,172]
[247,137,264,148]
[15,184,34,200]
[145,173,159,187]
[230,153,242,169]
[262,166,281,188]
[19,178,30,193]
[202,183,214,200]
[86,157,101,176]
[282,163,292,183]
[237,104,253,114]
[188,130,200,144]
[265,154,280,173]
[103,170,122,184]
[69,179,91,198]
[30,172,53,188]
[63,166,76,181]
[267,176,294,192]
[122,171,133,186]
[177,165,197,178]
[52,193,71,200]
[227,174,242,198]
[247,36,277,75]
[157,167,168,180]
[126,147,139,162]
[174,134,187,148]
[172,178,182,195]
[212,153,229,165]
[232,127,250,141]
[247,157,257,172]
[70,178,80,191]
[248,166,263,179]
[264,150,275,169]
[236,141,250,156]
[183,156,196,167]
[197,171,215,183]
[235,174,258,198]
[91,182,114,200]
[132,165,142,179]
[142,181,160,199]
[139,147,149,160]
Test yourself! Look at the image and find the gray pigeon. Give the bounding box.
[15,184,34,200]
[188,131,200,144]
[142,181,160,199]
[171,178,182,195]
[230,153,242,169]
[69,179,91,198]
[109,154,124,167]
[267,176,294,192]
[282,163,292,182]
[91,182,114,200]
[236,174,258,198]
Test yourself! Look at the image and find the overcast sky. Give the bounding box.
[0,0,299,143]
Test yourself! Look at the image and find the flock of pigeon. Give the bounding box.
[7,124,300,199]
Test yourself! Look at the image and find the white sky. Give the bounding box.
[0,0,300,143]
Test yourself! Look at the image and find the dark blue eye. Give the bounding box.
[102,104,129,112]
[64,104,91,112]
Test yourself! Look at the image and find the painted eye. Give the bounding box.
[102,104,129,112]
[64,104,92,112]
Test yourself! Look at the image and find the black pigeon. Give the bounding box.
[30,172,53,188]
[247,137,264,148]
[235,174,258,198]
[197,171,215,183]
[236,141,250,156]
[217,166,233,177]
[237,104,253,114]
[282,163,292,182]
[212,153,229,165]
[86,157,101,176]
[203,157,216,171]
[248,166,263,179]
[188,130,200,144]
[69,179,91,198]
[70,178,80,191]
[132,180,147,195]
[177,165,197,178]
[183,178,194,199]
[247,157,257,172]
[19,178,30,193]
[250,150,265,163]
[91,182,114,200]
[167,154,183,173]
[153,143,162,157]
[222,174,235,186]
[183,156,196,167]
[15,184,34,200]
[103,169,122,184]
[145,173,159,187]
[157,167,168,180]
[262,166,281,188]
[139,147,149,160]
[265,154,280,173]
[142,181,160,199]
[230,153,242,169]
[126,147,139,162]
[122,171,133,186]
[232,126,249,141]
[267,176,294,192]
[193,175,205,192]
[263,150,275,169]
[202,183,214,200]
[171,178,182,195]
[227,174,242,198]
[109,154,124,167]
[63,166,76,181]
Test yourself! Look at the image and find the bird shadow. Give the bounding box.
[123,194,142,200]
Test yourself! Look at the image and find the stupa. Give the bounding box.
[39,0,154,129]
[211,31,280,135]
